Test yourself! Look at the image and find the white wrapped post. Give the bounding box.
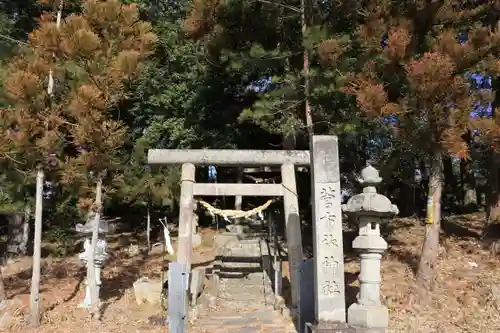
[159,218,175,256]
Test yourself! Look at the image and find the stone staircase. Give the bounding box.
[215,237,277,308]
[190,231,296,333]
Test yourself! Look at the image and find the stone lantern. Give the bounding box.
[75,213,109,308]
[341,165,398,331]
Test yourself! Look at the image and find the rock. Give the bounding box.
[0,311,13,329]
[133,277,165,306]
[226,224,248,234]
[127,244,141,257]
[189,267,205,305]
[148,315,168,326]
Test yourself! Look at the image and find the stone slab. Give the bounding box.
[347,303,388,329]
[189,267,205,305]
[305,322,357,333]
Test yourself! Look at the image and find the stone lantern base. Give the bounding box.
[347,303,388,331]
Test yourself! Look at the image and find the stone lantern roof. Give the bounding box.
[342,165,399,218]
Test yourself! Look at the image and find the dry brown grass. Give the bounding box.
[1,215,500,333]
[284,214,500,333]
[1,227,218,333]
[355,214,500,333]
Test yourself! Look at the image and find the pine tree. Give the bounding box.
[182,0,357,149]
[118,138,179,252]
[1,0,69,324]
[46,0,156,318]
[320,1,500,291]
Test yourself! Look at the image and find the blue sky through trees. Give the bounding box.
[209,33,495,182]
[246,32,494,125]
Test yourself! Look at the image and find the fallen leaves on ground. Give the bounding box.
[2,215,500,333]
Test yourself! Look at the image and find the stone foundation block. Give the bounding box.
[347,303,388,331]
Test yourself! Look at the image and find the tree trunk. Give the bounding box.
[477,186,485,209]
[416,160,429,217]
[29,168,44,327]
[146,204,151,253]
[283,134,296,150]
[487,70,500,222]
[442,155,457,212]
[0,267,7,308]
[460,158,477,211]
[20,205,31,256]
[0,267,6,304]
[6,209,29,261]
[398,181,416,217]
[459,158,465,209]
[300,0,312,133]
[443,156,455,190]
[88,177,103,319]
[416,151,443,291]
[487,151,500,223]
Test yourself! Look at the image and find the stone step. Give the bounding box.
[218,289,275,298]
[216,252,263,259]
[218,276,272,287]
[193,310,296,333]
[219,279,273,290]
[192,324,295,333]
[218,258,262,264]
[219,246,262,254]
[225,238,262,244]
[196,311,282,326]
[218,290,275,300]
[218,250,263,256]
[213,299,276,311]
[191,236,292,332]
[217,288,275,300]
[217,292,276,305]
[216,265,262,271]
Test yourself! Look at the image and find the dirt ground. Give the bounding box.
[2,214,500,333]
[372,214,500,333]
[2,227,218,333]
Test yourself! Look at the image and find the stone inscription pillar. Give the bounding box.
[310,136,346,323]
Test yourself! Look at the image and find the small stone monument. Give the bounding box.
[342,165,398,331]
[76,213,109,308]
[133,277,165,306]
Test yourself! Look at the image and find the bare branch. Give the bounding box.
[248,0,300,13]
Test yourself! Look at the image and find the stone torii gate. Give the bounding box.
[148,147,310,330]
[149,136,397,333]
